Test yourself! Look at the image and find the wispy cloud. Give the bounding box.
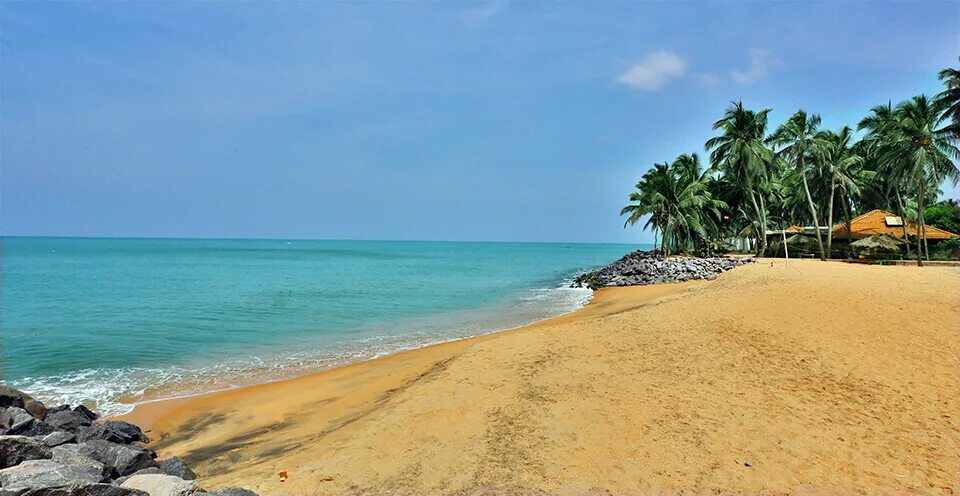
[695,72,720,88]
[732,48,781,83]
[617,51,687,91]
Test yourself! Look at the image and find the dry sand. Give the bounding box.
[122,260,960,495]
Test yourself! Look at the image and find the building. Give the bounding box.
[831,209,958,242]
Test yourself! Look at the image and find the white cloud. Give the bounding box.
[617,51,688,91]
[732,48,782,83]
[695,72,720,88]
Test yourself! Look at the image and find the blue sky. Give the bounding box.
[2,1,957,243]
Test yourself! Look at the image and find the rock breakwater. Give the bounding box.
[0,386,255,496]
[573,250,754,289]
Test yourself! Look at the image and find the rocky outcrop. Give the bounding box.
[0,386,259,496]
[573,250,754,289]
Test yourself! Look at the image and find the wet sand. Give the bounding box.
[122,260,960,495]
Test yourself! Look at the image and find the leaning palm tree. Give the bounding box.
[814,127,864,256]
[937,57,960,141]
[767,110,827,260]
[621,164,669,252]
[705,101,773,256]
[881,95,960,265]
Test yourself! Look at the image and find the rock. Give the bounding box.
[44,410,92,432]
[13,422,55,439]
[744,460,753,467]
[120,474,201,496]
[0,387,33,410]
[42,431,76,448]
[73,406,98,422]
[115,467,165,486]
[17,484,149,495]
[22,401,47,422]
[572,250,755,289]
[206,489,258,496]
[0,436,52,469]
[0,408,35,434]
[0,459,102,490]
[73,440,156,478]
[44,406,71,416]
[75,425,125,444]
[156,458,195,481]
[51,445,110,481]
[101,421,148,444]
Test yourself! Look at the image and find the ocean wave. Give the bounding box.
[11,281,596,417]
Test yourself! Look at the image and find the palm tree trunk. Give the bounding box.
[842,192,852,259]
[895,187,911,257]
[663,218,671,257]
[916,181,924,267]
[801,173,826,261]
[826,177,836,258]
[758,192,769,255]
[747,191,764,256]
[920,182,930,260]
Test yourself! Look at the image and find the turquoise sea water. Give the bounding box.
[1,237,640,414]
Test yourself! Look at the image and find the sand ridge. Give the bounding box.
[122,260,960,495]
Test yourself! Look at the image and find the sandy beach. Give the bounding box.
[121,260,960,495]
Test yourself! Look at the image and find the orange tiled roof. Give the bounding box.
[784,225,803,233]
[831,209,958,240]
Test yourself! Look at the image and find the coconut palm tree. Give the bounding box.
[881,95,960,265]
[705,101,773,256]
[621,155,726,256]
[858,102,913,250]
[814,126,864,256]
[937,57,960,140]
[767,110,827,261]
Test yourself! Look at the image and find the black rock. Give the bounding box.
[0,436,53,469]
[72,406,98,422]
[101,421,148,444]
[14,422,55,438]
[74,425,125,445]
[72,440,156,479]
[41,431,76,448]
[207,489,259,496]
[44,410,92,432]
[44,406,71,416]
[573,250,755,289]
[157,457,196,480]
[0,408,35,434]
[18,484,149,496]
[0,459,102,491]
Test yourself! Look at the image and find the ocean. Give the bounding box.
[0,237,640,415]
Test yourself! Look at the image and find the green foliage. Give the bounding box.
[924,200,960,234]
[621,61,960,264]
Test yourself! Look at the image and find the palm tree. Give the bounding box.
[937,57,960,140]
[858,102,913,250]
[815,126,863,256]
[621,155,726,256]
[767,110,827,260]
[705,101,773,256]
[881,95,960,265]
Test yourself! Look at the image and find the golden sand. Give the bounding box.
[121,260,960,495]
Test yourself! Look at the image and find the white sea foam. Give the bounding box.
[13,281,596,417]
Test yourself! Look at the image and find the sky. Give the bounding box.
[1,1,958,243]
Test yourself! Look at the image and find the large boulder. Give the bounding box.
[44,410,92,432]
[51,445,110,481]
[156,457,196,481]
[0,387,32,410]
[17,484,149,496]
[0,459,102,491]
[204,489,258,496]
[114,467,165,486]
[71,440,156,478]
[22,401,47,422]
[41,431,76,448]
[73,406,99,422]
[101,421,149,444]
[75,425,126,445]
[0,408,35,434]
[120,474,201,496]
[0,436,52,469]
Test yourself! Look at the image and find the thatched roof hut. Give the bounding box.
[849,234,906,258]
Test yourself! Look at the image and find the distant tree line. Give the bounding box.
[622,57,960,265]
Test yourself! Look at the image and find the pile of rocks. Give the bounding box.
[573,250,754,289]
[0,386,256,496]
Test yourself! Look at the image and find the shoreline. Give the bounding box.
[119,260,960,495]
[113,283,597,419]
[117,280,696,430]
